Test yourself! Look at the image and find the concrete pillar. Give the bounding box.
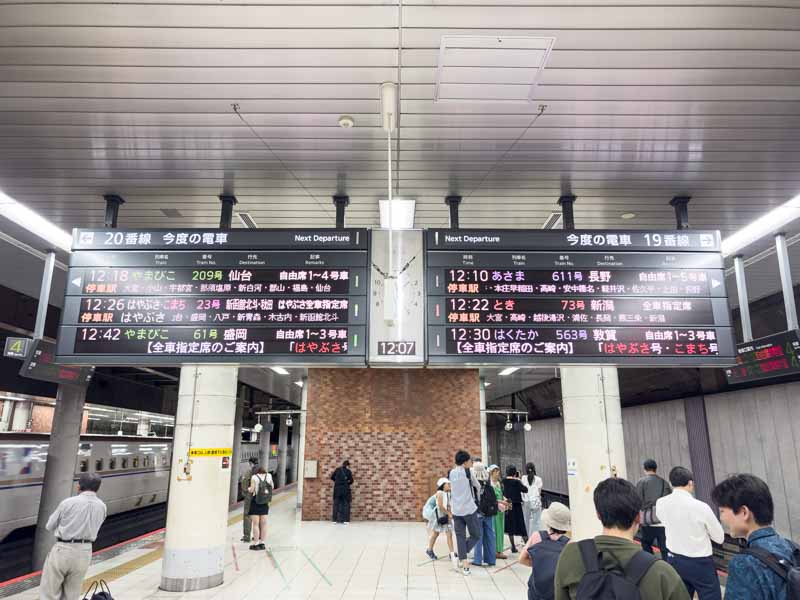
[560,366,626,540]
[296,374,308,511]
[32,385,88,569]
[229,386,245,506]
[277,414,289,488]
[479,377,489,463]
[160,365,238,592]
[258,419,271,472]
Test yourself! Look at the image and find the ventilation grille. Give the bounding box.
[435,35,555,104]
[160,208,183,218]
[542,212,563,230]
[237,212,259,229]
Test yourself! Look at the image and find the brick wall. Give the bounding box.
[302,368,481,521]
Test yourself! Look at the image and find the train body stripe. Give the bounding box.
[0,468,170,490]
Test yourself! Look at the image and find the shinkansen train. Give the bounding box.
[0,433,273,541]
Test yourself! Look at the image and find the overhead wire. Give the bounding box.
[231,103,333,220]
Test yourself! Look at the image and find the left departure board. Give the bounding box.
[426,229,736,366]
[57,229,368,365]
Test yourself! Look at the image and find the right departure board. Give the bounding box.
[426,229,736,366]
[725,330,800,384]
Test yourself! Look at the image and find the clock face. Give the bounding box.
[368,229,425,363]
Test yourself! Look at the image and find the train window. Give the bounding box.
[109,458,116,470]
[95,459,103,471]
[121,458,128,469]
[143,456,151,468]
[132,457,139,468]
[161,456,168,466]
[79,460,88,473]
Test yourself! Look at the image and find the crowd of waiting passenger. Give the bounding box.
[32,451,800,600]
[423,450,800,600]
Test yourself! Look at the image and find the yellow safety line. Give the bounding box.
[80,493,293,593]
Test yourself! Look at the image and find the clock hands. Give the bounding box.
[371,262,389,279]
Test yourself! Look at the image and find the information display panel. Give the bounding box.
[426,229,735,366]
[57,229,369,365]
[21,339,94,385]
[725,330,800,384]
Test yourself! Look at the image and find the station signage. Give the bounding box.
[426,229,736,366]
[20,339,94,385]
[57,229,368,365]
[724,330,800,384]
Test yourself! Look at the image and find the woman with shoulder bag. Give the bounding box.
[425,478,458,569]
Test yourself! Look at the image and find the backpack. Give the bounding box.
[422,494,438,521]
[254,475,272,505]
[575,539,657,600]
[640,476,667,526]
[528,531,569,600]
[479,482,498,517]
[742,542,800,600]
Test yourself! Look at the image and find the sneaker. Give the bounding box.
[248,544,258,551]
[257,543,266,550]
[510,547,518,554]
[425,549,437,561]
[240,536,250,542]
[451,554,460,572]
[462,567,471,576]
[496,552,507,560]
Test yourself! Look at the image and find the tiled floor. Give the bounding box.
[8,489,530,600]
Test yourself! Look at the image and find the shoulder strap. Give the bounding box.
[624,550,658,586]
[743,547,790,581]
[539,530,550,541]
[660,477,666,497]
[578,539,602,573]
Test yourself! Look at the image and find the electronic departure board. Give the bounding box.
[725,330,800,384]
[426,229,736,366]
[56,229,368,365]
[21,339,94,385]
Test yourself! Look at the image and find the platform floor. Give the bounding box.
[7,488,531,600]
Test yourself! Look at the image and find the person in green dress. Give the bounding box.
[489,465,509,559]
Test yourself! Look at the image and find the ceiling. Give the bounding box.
[0,1,797,234]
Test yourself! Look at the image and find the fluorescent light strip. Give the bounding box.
[721,194,800,257]
[270,366,290,376]
[498,367,519,376]
[0,190,72,253]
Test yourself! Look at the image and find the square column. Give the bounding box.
[160,365,238,592]
[560,366,626,540]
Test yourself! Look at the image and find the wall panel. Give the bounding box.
[524,417,568,495]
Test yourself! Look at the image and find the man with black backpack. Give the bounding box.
[712,474,800,600]
[553,477,689,600]
[635,459,672,557]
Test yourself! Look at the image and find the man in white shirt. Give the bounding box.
[656,466,724,600]
[40,473,107,600]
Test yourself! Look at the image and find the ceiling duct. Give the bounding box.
[435,35,555,104]
[237,212,259,229]
[541,212,563,230]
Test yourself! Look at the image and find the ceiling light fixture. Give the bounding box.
[0,190,72,252]
[379,198,415,229]
[721,194,800,257]
[621,213,636,220]
[498,367,519,376]
[286,415,293,427]
[294,380,304,388]
[484,381,492,387]
[504,415,513,432]
[338,115,355,128]
[269,366,289,376]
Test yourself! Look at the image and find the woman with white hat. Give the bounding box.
[519,502,572,600]
[424,477,457,569]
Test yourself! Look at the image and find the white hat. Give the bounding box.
[437,477,450,488]
[542,502,571,532]
[488,464,500,472]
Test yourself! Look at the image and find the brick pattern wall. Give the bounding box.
[30,404,88,433]
[302,368,481,521]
